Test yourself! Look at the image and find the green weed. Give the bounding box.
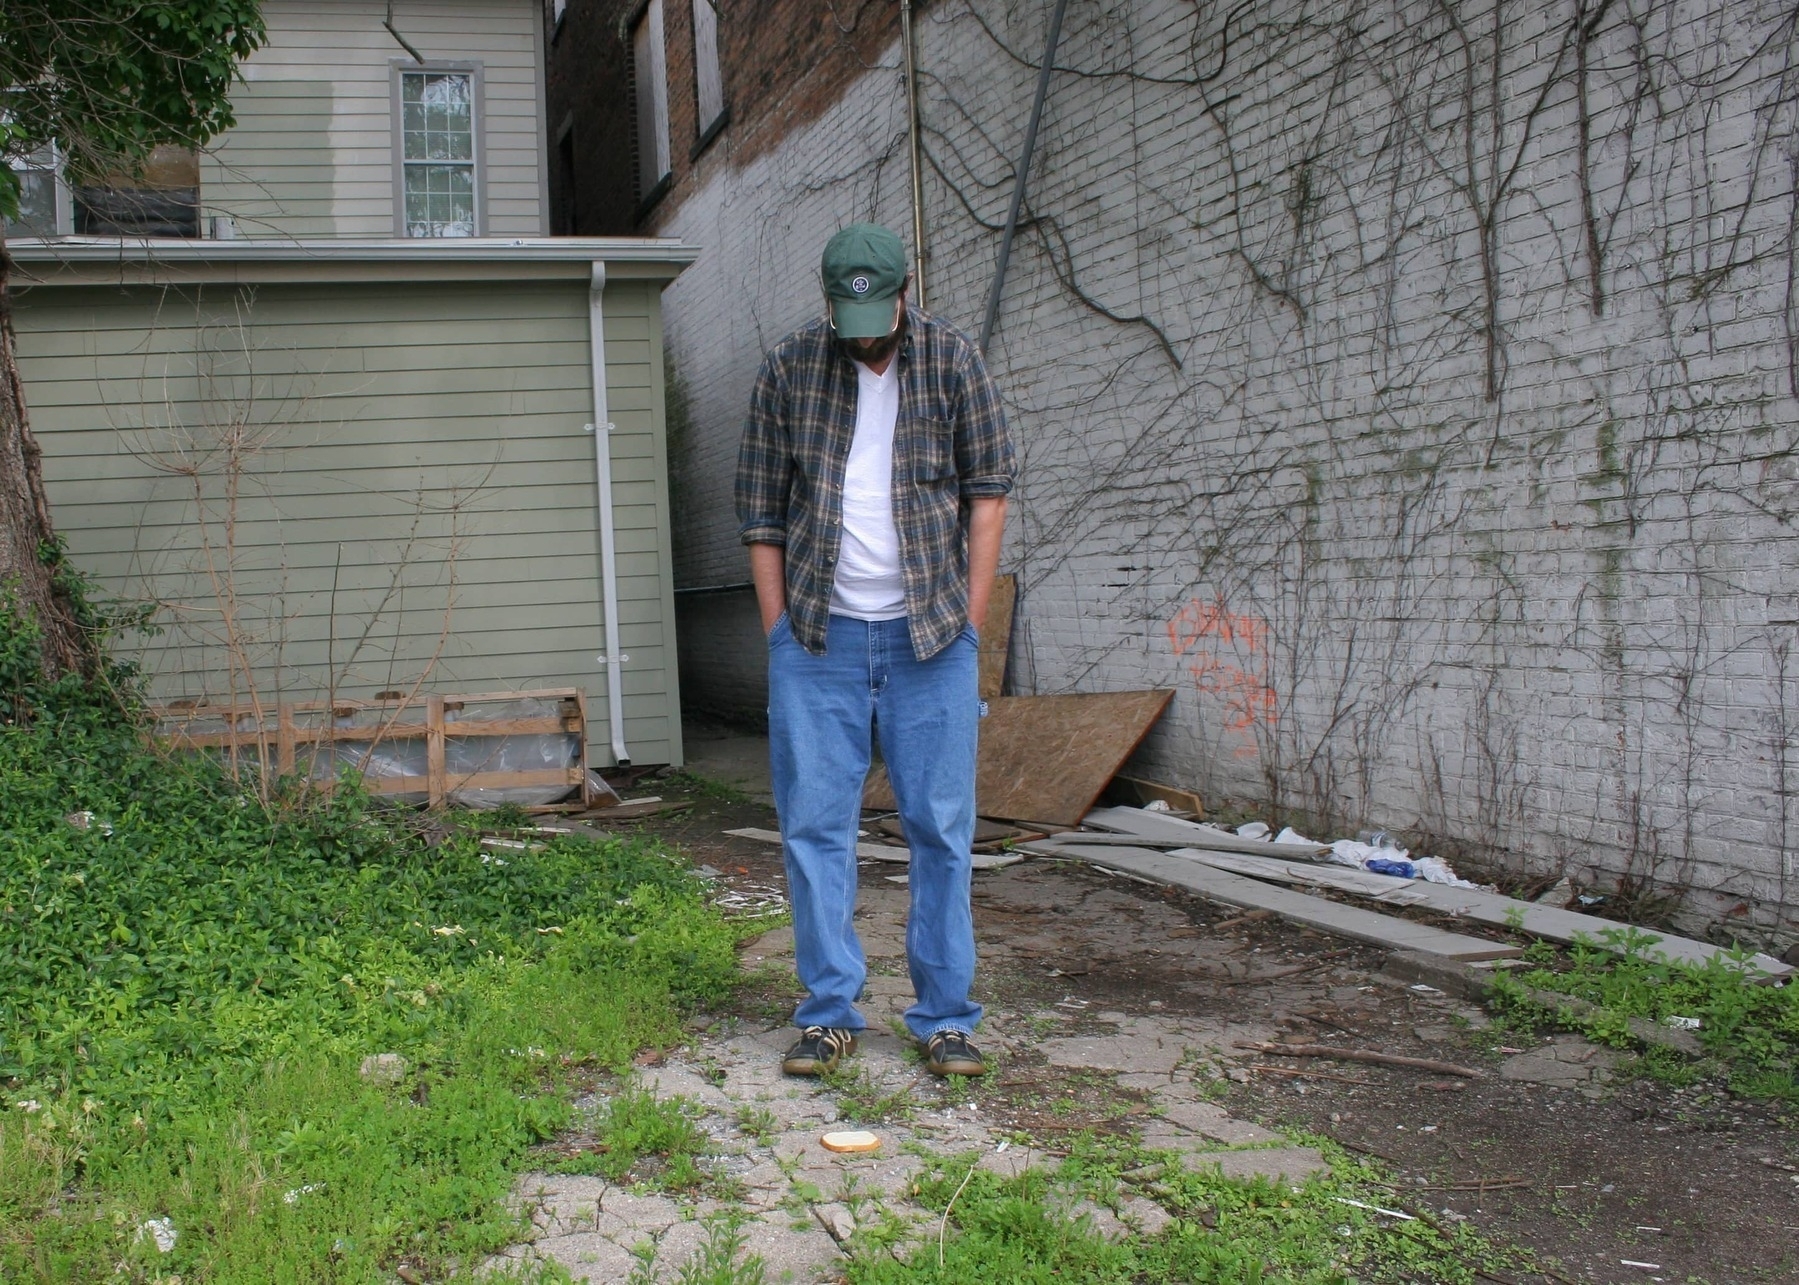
[548,1090,710,1189]
[1490,928,1799,1098]
[731,1105,779,1145]
[0,596,738,1281]
[821,1066,915,1125]
[659,770,752,807]
[850,1136,1536,1285]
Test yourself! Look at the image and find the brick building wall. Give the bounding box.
[611,0,1799,941]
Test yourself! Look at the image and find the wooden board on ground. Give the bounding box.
[863,690,1174,827]
[724,827,1023,871]
[876,816,1025,845]
[1025,842,1522,961]
[1177,849,1792,980]
[979,573,1017,700]
[1065,808,1334,858]
[581,799,692,822]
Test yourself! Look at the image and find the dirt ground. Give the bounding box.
[588,733,1798,1285]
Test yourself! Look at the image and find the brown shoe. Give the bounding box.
[781,1026,857,1076]
[923,1029,987,1076]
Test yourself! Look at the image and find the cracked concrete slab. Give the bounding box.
[1499,1035,1625,1088]
[497,851,1335,1281]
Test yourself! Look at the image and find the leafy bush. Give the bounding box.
[0,596,738,1280]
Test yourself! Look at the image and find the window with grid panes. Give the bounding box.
[400,71,477,237]
[3,143,64,237]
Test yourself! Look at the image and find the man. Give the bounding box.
[736,222,1014,1079]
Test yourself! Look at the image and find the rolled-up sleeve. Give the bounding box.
[735,352,792,546]
[952,343,1015,499]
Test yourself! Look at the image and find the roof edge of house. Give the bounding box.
[5,236,700,286]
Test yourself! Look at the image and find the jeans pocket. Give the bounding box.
[766,611,790,646]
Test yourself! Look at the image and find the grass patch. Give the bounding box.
[851,1136,1535,1284]
[658,769,753,807]
[0,597,739,1281]
[820,1066,916,1126]
[1490,929,1799,1098]
[543,1089,711,1190]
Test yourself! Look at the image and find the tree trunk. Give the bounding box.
[0,233,95,679]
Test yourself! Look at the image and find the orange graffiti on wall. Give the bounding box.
[1166,597,1278,739]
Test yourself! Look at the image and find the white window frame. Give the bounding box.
[631,0,671,206]
[4,141,73,238]
[691,0,726,149]
[390,61,486,238]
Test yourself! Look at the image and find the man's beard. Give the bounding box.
[838,310,906,365]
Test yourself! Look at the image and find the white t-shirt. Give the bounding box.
[829,357,906,619]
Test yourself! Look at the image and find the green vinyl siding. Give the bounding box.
[13,277,681,767]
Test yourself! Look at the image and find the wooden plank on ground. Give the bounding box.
[863,691,1174,827]
[724,827,1022,871]
[978,573,1017,700]
[876,816,1024,845]
[1025,842,1522,961]
[1177,850,1792,980]
[1072,808,1334,858]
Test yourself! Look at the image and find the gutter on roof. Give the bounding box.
[5,237,700,287]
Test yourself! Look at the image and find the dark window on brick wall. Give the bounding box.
[630,0,671,211]
[691,0,726,151]
[554,126,577,234]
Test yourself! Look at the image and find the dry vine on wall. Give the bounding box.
[911,0,1799,933]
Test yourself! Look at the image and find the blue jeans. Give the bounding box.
[768,612,983,1041]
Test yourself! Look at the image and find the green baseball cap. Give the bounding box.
[821,223,908,338]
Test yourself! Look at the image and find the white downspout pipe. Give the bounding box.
[588,260,630,765]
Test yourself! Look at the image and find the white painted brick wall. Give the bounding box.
[656,0,1799,938]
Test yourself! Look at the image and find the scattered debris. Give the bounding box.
[1333,1197,1417,1221]
[876,815,1027,845]
[359,1053,408,1085]
[1534,875,1577,907]
[63,810,113,835]
[1030,842,1519,961]
[136,1218,178,1253]
[1233,1041,1481,1079]
[820,1129,882,1154]
[1073,808,1333,857]
[1251,1065,1373,1086]
[1173,846,1789,978]
[709,882,788,918]
[1102,774,1206,817]
[1213,909,1276,931]
[724,826,1023,870]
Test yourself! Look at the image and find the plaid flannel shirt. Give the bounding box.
[736,305,1015,660]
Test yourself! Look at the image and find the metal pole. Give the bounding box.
[900,0,928,307]
[978,0,1070,352]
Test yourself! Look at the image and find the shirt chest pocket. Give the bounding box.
[907,416,957,484]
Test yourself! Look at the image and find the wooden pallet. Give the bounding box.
[151,688,592,809]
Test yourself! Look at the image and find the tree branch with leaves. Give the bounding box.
[0,0,264,684]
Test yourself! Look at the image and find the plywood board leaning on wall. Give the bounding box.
[863,689,1174,827]
[978,573,1017,700]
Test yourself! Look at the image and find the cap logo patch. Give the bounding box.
[851,275,871,294]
